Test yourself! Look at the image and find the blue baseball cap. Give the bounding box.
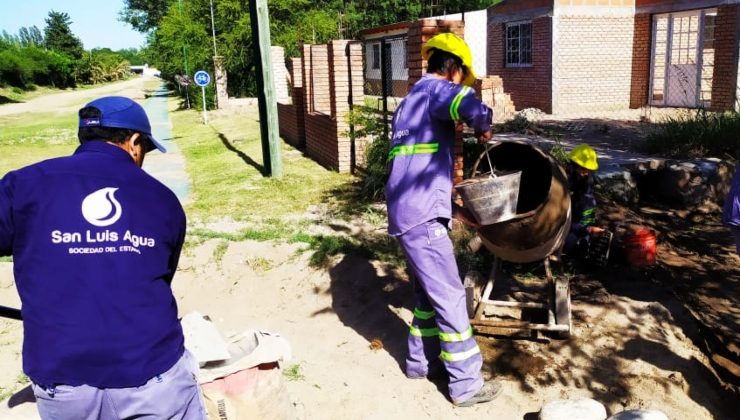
[79,96,166,153]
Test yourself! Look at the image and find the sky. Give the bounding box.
[0,0,147,50]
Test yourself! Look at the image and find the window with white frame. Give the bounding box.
[506,21,532,67]
[372,44,380,69]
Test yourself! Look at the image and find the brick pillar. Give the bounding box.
[630,13,652,109]
[213,56,228,109]
[406,19,465,90]
[271,46,290,103]
[291,57,306,148]
[301,44,312,115]
[711,5,740,111]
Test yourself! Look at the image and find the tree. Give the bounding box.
[18,26,44,47]
[121,0,171,32]
[44,10,84,59]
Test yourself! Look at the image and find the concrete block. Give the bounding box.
[539,398,607,420]
[607,410,669,420]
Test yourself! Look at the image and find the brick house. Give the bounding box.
[360,9,489,98]
[631,0,740,111]
[487,0,740,114]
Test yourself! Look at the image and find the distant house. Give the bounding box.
[129,64,161,78]
[359,9,489,98]
[487,0,740,114]
[360,22,411,98]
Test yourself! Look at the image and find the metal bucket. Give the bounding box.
[471,141,572,263]
[457,171,522,226]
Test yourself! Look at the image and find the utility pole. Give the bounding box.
[209,0,218,56]
[249,0,283,178]
[178,0,191,108]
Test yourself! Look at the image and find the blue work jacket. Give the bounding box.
[0,141,186,388]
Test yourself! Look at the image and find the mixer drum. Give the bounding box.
[473,141,571,263]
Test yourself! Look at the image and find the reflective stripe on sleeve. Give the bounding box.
[449,86,472,121]
[413,308,436,320]
[388,143,439,160]
[409,325,440,337]
[439,345,481,362]
[438,326,474,342]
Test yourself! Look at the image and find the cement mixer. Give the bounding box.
[458,141,573,338]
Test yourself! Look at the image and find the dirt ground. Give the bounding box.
[1,83,738,419]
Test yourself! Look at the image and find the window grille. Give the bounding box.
[506,21,532,67]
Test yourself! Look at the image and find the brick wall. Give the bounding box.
[277,102,300,147]
[489,16,553,113]
[630,13,652,108]
[297,40,365,173]
[553,14,635,113]
[710,5,740,111]
[277,57,306,148]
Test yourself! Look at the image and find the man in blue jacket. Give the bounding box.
[385,33,501,407]
[0,96,205,419]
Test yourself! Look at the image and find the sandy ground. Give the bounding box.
[1,223,736,419]
[1,80,737,419]
[0,78,150,117]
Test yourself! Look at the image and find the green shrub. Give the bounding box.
[643,110,740,159]
[348,106,390,201]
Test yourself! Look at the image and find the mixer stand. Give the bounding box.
[466,256,571,338]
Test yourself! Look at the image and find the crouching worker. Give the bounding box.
[564,144,605,257]
[385,33,502,407]
[0,97,206,419]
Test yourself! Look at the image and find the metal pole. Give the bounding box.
[249,0,283,178]
[201,86,208,124]
[380,38,389,141]
[210,0,218,56]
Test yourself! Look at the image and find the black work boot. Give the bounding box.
[453,380,503,407]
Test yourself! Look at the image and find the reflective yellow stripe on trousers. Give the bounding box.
[438,326,473,342]
[440,346,481,362]
[413,308,436,320]
[388,143,439,161]
[409,325,440,337]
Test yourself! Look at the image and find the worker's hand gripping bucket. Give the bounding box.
[457,145,522,226]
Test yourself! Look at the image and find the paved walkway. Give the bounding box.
[141,84,191,204]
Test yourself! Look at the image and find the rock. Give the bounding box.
[649,159,733,208]
[595,167,639,204]
[607,409,669,420]
[539,398,607,420]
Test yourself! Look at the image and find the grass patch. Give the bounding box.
[212,241,229,267]
[170,102,353,221]
[283,363,306,381]
[643,110,740,159]
[0,112,78,175]
[245,256,273,272]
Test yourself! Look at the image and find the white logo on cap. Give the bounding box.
[81,188,122,227]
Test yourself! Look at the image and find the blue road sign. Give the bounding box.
[194,70,211,87]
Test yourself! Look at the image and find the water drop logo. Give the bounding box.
[81,188,122,227]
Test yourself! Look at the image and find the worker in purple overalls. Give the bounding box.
[723,164,740,254]
[385,33,502,407]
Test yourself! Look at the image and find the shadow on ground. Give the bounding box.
[0,95,20,105]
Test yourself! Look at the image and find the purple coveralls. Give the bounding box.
[385,74,492,403]
[723,164,740,254]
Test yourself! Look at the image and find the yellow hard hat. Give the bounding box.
[421,33,476,87]
[568,144,599,171]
